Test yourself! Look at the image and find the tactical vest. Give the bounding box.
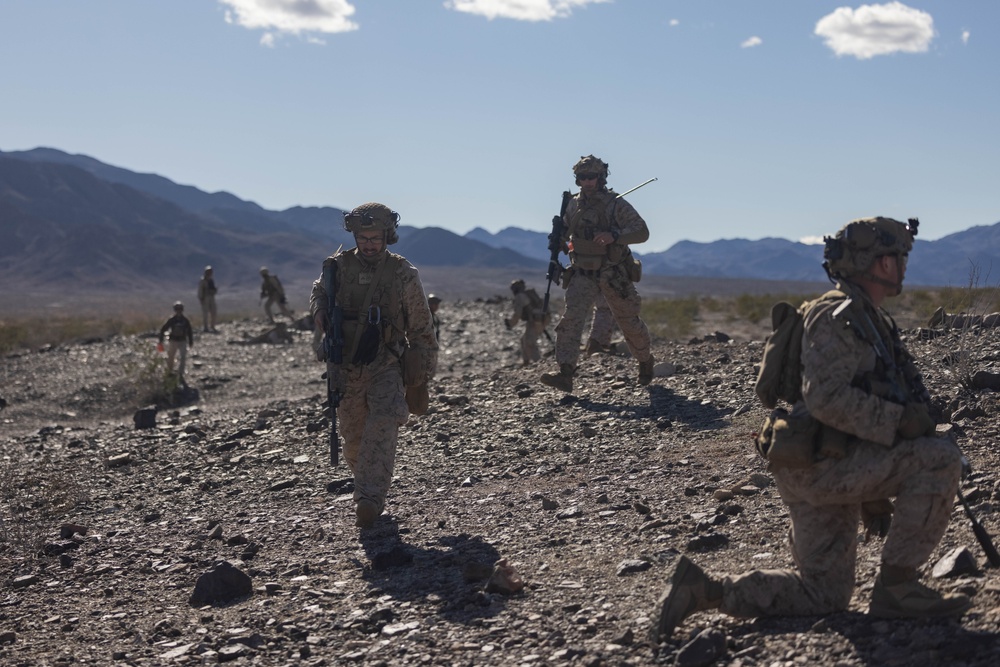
[566,191,625,271]
[334,250,405,364]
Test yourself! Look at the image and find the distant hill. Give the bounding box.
[0,150,541,292]
[1,147,996,291]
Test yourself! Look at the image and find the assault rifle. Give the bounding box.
[322,256,345,467]
[542,191,572,318]
[856,306,1000,566]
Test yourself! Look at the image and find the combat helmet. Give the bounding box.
[572,154,609,187]
[173,301,184,312]
[510,279,526,294]
[344,202,401,245]
[823,216,918,282]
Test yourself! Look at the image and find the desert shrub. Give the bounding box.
[0,314,162,355]
[732,292,823,325]
[0,458,88,560]
[121,339,179,406]
[642,297,699,340]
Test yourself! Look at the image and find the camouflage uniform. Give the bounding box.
[310,204,438,524]
[586,294,617,352]
[507,281,548,365]
[260,268,294,322]
[197,266,218,332]
[651,217,968,641]
[722,281,962,617]
[542,155,653,390]
[158,303,194,383]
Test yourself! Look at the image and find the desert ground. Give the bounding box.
[2,279,999,667]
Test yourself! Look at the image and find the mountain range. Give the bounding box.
[1,147,996,292]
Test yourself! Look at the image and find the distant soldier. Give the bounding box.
[259,267,294,323]
[505,279,549,366]
[651,217,969,642]
[311,202,438,529]
[427,293,443,342]
[541,154,655,392]
[585,294,618,355]
[927,307,1000,329]
[197,265,218,333]
[158,301,194,386]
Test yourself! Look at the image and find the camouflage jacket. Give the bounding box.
[310,249,438,380]
[800,281,921,447]
[561,189,648,270]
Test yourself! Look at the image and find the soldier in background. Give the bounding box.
[311,203,438,529]
[541,154,654,392]
[260,267,295,323]
[197,265,218,333]
[158,301,194,387]
[927,306,1000,329]
[505,279,549,366]
[651,217,969,641]
[427,294,442,342]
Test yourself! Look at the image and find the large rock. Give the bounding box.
[189,561,253,607]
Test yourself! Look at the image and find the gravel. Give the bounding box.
[1,299,999,666]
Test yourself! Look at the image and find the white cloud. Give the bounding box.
[962,30,970,45]
[444,0,610,22]
[219,0,358,36]
[741,36,762,49]
[669,19,679,27]
[799,235,826,245]
[815,2,934,60]
[260,32,276,47]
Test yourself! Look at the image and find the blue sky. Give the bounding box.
[1,1,996,252]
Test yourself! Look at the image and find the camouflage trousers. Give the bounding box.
[521,319,546,365]
[555,267,651,368]
[588,295,616,348]
[264,295,293,322]
[166,340,188,379]
[335,358,409,514]
[721,434,962,617]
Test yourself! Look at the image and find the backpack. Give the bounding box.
[523,288,544,320]
[754,302,806,409]
[754,290,846,409]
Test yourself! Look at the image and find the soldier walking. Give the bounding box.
[197,265,218,333]
[310,203,438,529]
[540,154,654,392]
[651,217,970,641]
[158,301,194,387]
[505,279,548,366]
[260,267,295,322]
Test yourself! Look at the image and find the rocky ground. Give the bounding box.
[2,297,1000,667]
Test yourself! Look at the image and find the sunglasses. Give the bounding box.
[578,173,599,181]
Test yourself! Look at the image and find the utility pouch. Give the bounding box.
[755,407,818,470]
[625,255,642,283]
[816,423,849,460]
[401,344,424,387]
[352,305,382,366]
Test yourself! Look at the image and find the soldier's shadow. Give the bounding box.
[570,385,732,430]
[729,611,1000,664]
[355,519,508,624]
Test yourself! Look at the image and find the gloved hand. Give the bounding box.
[861,499,894,540]
[896,401,935,440]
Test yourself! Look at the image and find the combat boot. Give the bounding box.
[870,568,970,619]
[650,555,723,642]
[583,339,605,356]
[541,363,575,392]
[638,357,655,386]
[355,499,379,529]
